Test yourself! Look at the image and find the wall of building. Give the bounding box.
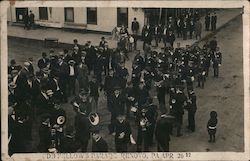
[128,8,145,35]
[74,7,87,24]
[7,7,146,34]
[86,7,117,33]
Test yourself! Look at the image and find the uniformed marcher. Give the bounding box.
[37,114,52,152]
[113,113,132,152]
[59,126,79,153]
[171,88,187,136]
[184,90,197,132]
[91,126,109,152]
[108,86,126,134]
[212,47,222,78]
[71,88,94,115]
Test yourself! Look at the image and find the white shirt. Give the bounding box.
[53,78,60,91]
[163,28,167,35]
[69,65,75,76]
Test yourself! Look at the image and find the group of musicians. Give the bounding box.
[8,30,222,153]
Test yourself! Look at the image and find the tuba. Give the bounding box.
[89,112,100,126]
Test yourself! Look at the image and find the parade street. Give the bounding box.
[8,13,244,152]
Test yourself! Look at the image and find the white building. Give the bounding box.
[7,7,146,34]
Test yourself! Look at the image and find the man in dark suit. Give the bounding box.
[8,59,22,74]
[91,127,108,152]
[29,10,35,29]
[153,24,161,47]
[74,105,90,152]
[85,41,97,74]
[28,57,34,76]
[57,56,69,102]
[176,18,183,38]
[38,52,50,70]
[108,86,126,134]
[205,13,211,31]
[155,114,172,152]
[114,113,132,152]
[15,62,30,104]
[131,17,139,35]
[211,12,217,31]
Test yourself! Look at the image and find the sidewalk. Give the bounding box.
[8,8,241,50]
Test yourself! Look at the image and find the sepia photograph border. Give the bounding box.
[1,0,250,161]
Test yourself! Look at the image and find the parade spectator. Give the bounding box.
[207,111,218,143]
[205,13,211,31]
[29,10,35,29]
[131,17,139,35]
[195,19,202,40]
[211,12,217,31]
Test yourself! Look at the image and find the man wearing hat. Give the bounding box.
[68,59,77,96]
[71,88,93,115]
[155,113,172,152]
[108,86,126,134]
[58,57,69,102]
[8,59,21,75]
[38,52,50,70]
[131,17,139,35]
[74,98,91,152]
[47,71,62,101]
[212,47,222,78]
[91,126,108,152]
[103,44,111,76]
[73,39,82,51]
[15,61,31,104]
[211,12,217,31]
[171,88,187,136]
[37,114,52,152]
[99,37,107,48]
[113,113,132,152]
[115,62,129,89]
[94,51,104,84]
[136,81,149,110]
[85,41,97,74]
[35,85,54,115]
[184,90,197,132]
[89,75,100,109]
[59,126,78,153]
[136,98,157,152]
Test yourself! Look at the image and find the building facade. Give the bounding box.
[7,7,208,34]
[7,7,145,34]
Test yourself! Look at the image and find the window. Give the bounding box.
[64,8,74,22]
[39,7,48,20]
[117,8,128,27]
[87,8,97,25]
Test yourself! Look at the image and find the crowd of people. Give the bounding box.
[8,14,221,154]
[112,11,217,53]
